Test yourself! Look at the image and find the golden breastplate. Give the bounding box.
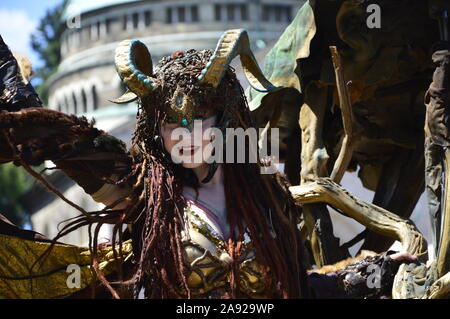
[180,206,272,298]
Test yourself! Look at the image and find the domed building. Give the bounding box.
[29,0,304,246]
[48,0,303,117]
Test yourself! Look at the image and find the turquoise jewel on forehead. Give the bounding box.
[181,117,188,127]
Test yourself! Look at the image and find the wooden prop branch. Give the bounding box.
[299,82,347,266]
[296,47,358,266]
[289,178,434,298]
[289,178,428,260]
[329,46,356,183]
[423,271,450,299]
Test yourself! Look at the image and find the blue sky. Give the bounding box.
[0,0,64,68]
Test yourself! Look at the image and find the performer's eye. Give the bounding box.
[194,114,215,120]
[166,116,177,124]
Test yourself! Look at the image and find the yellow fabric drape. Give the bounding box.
[0,234,133,299]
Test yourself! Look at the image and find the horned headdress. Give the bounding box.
[112,29,280,183]
[112,29,280,129]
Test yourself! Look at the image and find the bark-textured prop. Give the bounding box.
[248,0,450,298]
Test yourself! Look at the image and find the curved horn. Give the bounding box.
[198,29,278,92]
[114,39,156,97]
[109,90,138,104]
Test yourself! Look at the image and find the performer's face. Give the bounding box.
[160,115,217,169]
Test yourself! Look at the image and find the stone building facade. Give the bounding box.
[47,0,303,116]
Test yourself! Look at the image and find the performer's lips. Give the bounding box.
[180,146,199,156]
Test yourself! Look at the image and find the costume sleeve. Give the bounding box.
[0,35,42,111]
[0,98,134,199]
[307,251,403,299]
[0,212,134,298]
[52,133,133,197]
[1,35,134,200]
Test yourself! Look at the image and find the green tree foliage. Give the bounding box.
[0,163,32,226]
[30,0,68,105]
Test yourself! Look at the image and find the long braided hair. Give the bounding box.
[55,49,309,298]
[124,49,309,298]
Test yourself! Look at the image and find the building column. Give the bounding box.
[65,93,74,114]
[249,0,259,23]
[61,96,67,113]
[221,4,227,21]
[73,30,80,47]
[199,2,213,23]
[152,3,165,23]
[173,6,179,23]
[138,12,145,29]
[100,19,107,37]
[72,92,78,114]
[67,32,72,51]
[90,23,98,40]
[48,96,55,111]
[86,86,94,113]
[59,97,65,112]
[75,89,84,114]
[126,13,133,31]
[186,5,192,23]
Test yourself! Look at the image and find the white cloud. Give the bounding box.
[0,9,38,65]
